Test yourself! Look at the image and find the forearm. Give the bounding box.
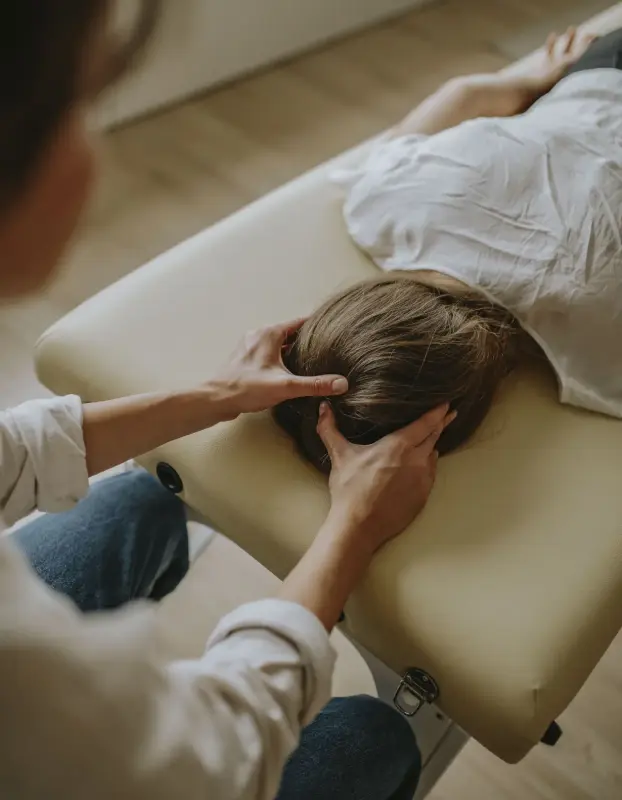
[82,381,236,476]
[278,509,374,631]
[393,73,540,138]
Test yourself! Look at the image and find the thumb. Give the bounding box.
[286,373,348,399]
[316,402,347,464]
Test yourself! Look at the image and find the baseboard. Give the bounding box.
[96,0,435,129]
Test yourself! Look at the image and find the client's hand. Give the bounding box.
[317,402,456,554]
[216,319,348,417]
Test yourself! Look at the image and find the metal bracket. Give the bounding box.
[394,668,440,717]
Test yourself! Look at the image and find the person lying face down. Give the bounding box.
[277,26,622,470]
[275,276,526,473]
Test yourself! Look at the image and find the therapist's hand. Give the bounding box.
[278,402,456,630]
[81,319,346,477]
[317,402,457,554]
[215,319,348,417]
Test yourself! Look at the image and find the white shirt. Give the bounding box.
[336,68,622,417]
[0,395,335,799]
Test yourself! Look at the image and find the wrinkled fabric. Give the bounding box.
[336,69,622,416]
[0,396,336,799]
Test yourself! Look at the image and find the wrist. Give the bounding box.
[159,382,242,438]
[195,379,244,424]
[319,504,376,560]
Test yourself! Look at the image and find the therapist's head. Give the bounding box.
[275,277,520,473]
[0,1,159,299]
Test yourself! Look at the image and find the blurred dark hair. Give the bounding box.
[0,0,159,206]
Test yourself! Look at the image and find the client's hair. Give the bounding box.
[274,276,523,473]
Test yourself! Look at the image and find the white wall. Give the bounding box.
[99,0,428,126]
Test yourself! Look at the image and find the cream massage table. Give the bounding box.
[35,5,622,797]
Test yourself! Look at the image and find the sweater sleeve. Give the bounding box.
[0,395,88,525]
[0,540,336,800]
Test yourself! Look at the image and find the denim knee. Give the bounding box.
[104,470,187,540]
[14,469,189,610]
[278,695,421,800]
[329,695,422,776]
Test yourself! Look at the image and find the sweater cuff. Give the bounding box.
[208,598,336,724]
[10,395,88,513]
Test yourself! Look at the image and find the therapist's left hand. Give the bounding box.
[215,319,348,416]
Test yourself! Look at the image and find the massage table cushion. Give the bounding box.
[35,4,622,763]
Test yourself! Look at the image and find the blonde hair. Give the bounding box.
[275,276,523,473]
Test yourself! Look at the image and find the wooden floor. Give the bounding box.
[4,0,622,797]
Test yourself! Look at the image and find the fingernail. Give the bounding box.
[447,410,458,424]
[331,377,348,394]
[319,401,328,417]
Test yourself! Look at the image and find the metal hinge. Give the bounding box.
[393,668,440,717]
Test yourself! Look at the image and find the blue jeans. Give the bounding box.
[14,471,421,800]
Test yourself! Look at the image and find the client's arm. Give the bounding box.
[393,27,596,137]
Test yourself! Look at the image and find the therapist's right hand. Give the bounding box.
[317,402,457,554]
[279,402,456,631]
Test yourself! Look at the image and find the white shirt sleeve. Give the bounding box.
[0,540,336,800]
[0,395,89,525]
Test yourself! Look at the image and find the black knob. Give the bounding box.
[156,462,184,494]
[541,721,563,746]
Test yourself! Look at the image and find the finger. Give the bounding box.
[429,450,439,483]
[316,402,348,463]
[284,317,308,334]
[418,414,454,456]
[444,409,458,429]
[268,318,308,341]
[418,425,444,457]
[265,318,309,358]
[564,26,576,53]
[395,407,456,454]
[392,403,451,446]
[252,320,306,362]
[283,373,349,399]
[546,32,557,56]
[242,328,263,348]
